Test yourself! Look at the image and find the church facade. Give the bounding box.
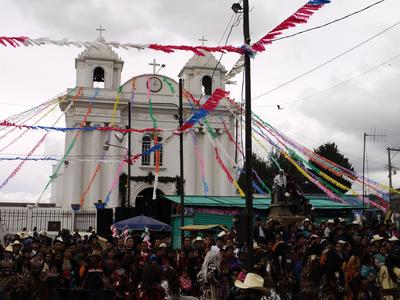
[51,35,237,212]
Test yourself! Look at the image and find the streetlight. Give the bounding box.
[104,141,131,207]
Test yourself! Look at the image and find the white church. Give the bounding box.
[51,33,237,216]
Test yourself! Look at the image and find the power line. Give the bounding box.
[254,52,400,108]
[271,0,385,44]
[253,19,400,101]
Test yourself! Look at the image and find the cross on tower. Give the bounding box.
[198,36,208,46]
[96,25,106,37]
[149,58,161,74]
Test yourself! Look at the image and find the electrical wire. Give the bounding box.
[270,0,386,44]
[252,19,400,101]
[254,51,400,108]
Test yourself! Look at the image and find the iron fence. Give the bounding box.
[75,210,97,232]
[0,207,97,233]
[0,208,27,232]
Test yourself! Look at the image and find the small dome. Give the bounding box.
[178,50,227,77]
[95,35,106,43]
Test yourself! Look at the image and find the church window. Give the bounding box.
[141,135,163,167]
[142,135,151,165]
[202,75,212,96]
[154,136,163,167]
[93,66,105,88]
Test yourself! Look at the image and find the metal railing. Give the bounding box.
[0,207,96,233]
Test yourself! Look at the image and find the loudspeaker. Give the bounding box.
[96,208,113,237]
[236,214,248,244]
[114,207,139,222]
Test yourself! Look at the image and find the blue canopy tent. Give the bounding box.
[113,215,171,231]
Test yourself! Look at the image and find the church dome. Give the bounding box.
[178,50,227,77]
[76,35,122,63]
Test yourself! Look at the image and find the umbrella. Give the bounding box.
[113,214,171,231]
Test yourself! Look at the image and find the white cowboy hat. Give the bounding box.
[234,273,268,293]
[194,236,203,242]
[389,235,399,242]
[352,220,361,225]
[327,219,334,224]
[302,218,310,224]
[217,231,227,238]
[4,245,14,252]
[159,243,167,248]
[370,234,384,243]
[11,240,21,246]
[253,241,261,250]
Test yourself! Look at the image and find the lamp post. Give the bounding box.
[104,141,130,207]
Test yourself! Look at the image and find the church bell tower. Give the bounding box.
[75,29,124,89]
[178,50,227,98]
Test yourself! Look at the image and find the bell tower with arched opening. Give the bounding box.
[178,51,227,99]
[75,34,124,89]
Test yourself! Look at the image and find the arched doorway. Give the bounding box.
[135,188,171,224]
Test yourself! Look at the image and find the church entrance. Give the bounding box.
[134,188,171,224]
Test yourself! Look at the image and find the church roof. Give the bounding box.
[76,35,123,63]
[178,51,227,76]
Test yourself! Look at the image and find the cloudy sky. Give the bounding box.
[0,0,399,202]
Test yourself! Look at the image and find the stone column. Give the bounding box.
[63,122,83,209]
[81,122,104,210]
[100,131,122,208]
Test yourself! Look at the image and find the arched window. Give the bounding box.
[141,135,163,166]
[154,136,163,166]
[142,135,151,165]
[202,75,212,96]
[93,66,105,88]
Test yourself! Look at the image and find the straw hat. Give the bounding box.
[11,240,21,246]
[370,234,384,243]
[39,231,48,237]
[253,241,261,250]
[217,231,227,238]
[234,273,268,293]
[4,245,14,253]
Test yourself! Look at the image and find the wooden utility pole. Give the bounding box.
[243,0,254,271]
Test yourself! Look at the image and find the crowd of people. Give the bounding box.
[1,215,400,300]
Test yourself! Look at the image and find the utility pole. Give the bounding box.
[387,147,400,207]
[243,0,254,271]
[362,130,385,215]
[179,79,185,247]
[362,133,366,215]
[127,101,132,207]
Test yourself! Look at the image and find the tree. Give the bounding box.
[238,142,354,195]
[237,152,308,194]
[306,142,354,194]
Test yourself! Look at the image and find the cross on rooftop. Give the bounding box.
[198,36,208,46]
[96,25,106,37]
[149,58,161,74]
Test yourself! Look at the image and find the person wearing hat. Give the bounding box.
[324,219,334,238]
[193,236,204,250]
[198,250,229,300]
[234,272,270,299]
[253,217,266,245]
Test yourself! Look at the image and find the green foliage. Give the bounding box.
[238,142,354,195]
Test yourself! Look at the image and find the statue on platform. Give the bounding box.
[272,170,287,204]
[271,171,312,218]
[285,175,312,217]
